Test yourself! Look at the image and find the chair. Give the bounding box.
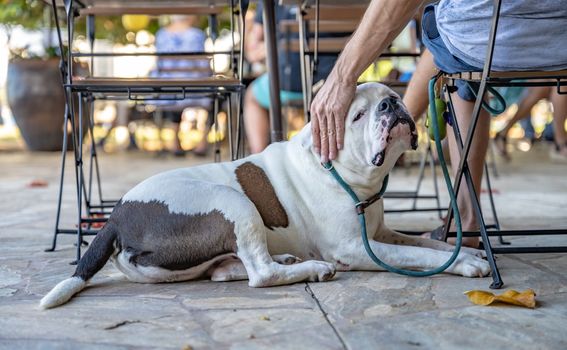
[437,0,567,288]
[287,2,447,218]
[46,0,250,263]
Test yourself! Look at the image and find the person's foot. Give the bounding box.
[494,131,510,161]
[550,144,567,162]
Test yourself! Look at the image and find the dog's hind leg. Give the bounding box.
[209,254,302,282]
[209,257,248,281]
[229,198,335,287]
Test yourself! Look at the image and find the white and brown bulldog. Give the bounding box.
[40,83,489,309]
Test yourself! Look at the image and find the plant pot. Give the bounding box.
[6,58,86,151]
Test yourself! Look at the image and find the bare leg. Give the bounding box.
[171,122,184,156]
[550,89,567,159]
[499,86,550,137]
[402,49,437,121]
[495,87,551,159]
[209,254,302,282]
[244,88,270,154]
[446,92,491,247]
[193,109,210,156]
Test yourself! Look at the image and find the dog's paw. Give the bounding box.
[272,254,302,265]
[460,246,487,259]
[307,261,336,282]
[448,254,491,278]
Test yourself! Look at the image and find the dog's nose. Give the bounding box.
[377,97,397,114]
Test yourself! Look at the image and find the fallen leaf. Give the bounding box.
[259,315,270,321]
[181,345,193,350]
[27,179,48,188]
[465,289,536,308]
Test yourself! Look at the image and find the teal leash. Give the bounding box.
[321,76,505,276]
[322,159,460,276]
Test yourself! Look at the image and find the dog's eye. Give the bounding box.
[353,110,366,122]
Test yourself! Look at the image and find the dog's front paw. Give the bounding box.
[307,261,336,282]
[448,254,491,277]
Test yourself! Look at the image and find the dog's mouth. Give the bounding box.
[372,150,387,167]
[372,117,418,167]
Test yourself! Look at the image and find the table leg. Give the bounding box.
[262,0,283,142]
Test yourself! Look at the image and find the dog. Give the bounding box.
[40,83,490,309]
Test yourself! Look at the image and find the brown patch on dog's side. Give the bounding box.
[235,162,289,229]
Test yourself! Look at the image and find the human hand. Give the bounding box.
[310,71,356,162]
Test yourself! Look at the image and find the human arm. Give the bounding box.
[310,0,424,162]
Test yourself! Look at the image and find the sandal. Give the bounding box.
[429,225,447,241]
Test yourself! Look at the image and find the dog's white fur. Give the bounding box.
[40,83,489,309]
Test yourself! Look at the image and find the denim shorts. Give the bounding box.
[421,5,482,101]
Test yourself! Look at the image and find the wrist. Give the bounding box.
[331,64,358,87]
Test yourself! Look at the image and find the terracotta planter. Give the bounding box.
[6,58,86,151]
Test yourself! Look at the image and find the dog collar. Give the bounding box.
[321,161,389,215]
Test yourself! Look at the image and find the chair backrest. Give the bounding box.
[279,5,366,55]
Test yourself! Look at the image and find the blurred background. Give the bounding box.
[0,0,561,157]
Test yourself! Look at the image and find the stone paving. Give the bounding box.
[1,145,567,350]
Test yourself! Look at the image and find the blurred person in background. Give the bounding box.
[243,2,337,154]
[153,15,211,157]
[494,86,567,162]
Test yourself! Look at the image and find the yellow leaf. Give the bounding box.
[464,289,536,308]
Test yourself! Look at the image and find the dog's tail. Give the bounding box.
[40,223,118,309]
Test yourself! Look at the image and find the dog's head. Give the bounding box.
[339,82,417,169]
[300,82,417,174]
[298,83,417,174]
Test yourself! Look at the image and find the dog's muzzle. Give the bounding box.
[371,97,419,167]
[377,97,418,150]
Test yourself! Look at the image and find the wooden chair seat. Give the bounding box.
[284,37,349,53]
[79,5,224,16]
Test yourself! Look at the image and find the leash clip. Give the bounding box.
[321,162,334,171]
[355,201,368,215]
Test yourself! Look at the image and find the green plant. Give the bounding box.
[0,0,59,59]
[0,0,144,59]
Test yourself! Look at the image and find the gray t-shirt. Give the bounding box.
[436,0,567,71]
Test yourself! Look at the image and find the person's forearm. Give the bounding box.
[334,0,424,84]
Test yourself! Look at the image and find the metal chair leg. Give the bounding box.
[213,94,221,163]
[227,93,235,160]
[429,146,444,219]
[445,87,503,289]
[46,103,70,252]
[411,144,430,210]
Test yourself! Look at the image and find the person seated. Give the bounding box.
[309,0,567,248]
[494,86,567,162]
[243,2,337,154]
[152,15,211,157]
